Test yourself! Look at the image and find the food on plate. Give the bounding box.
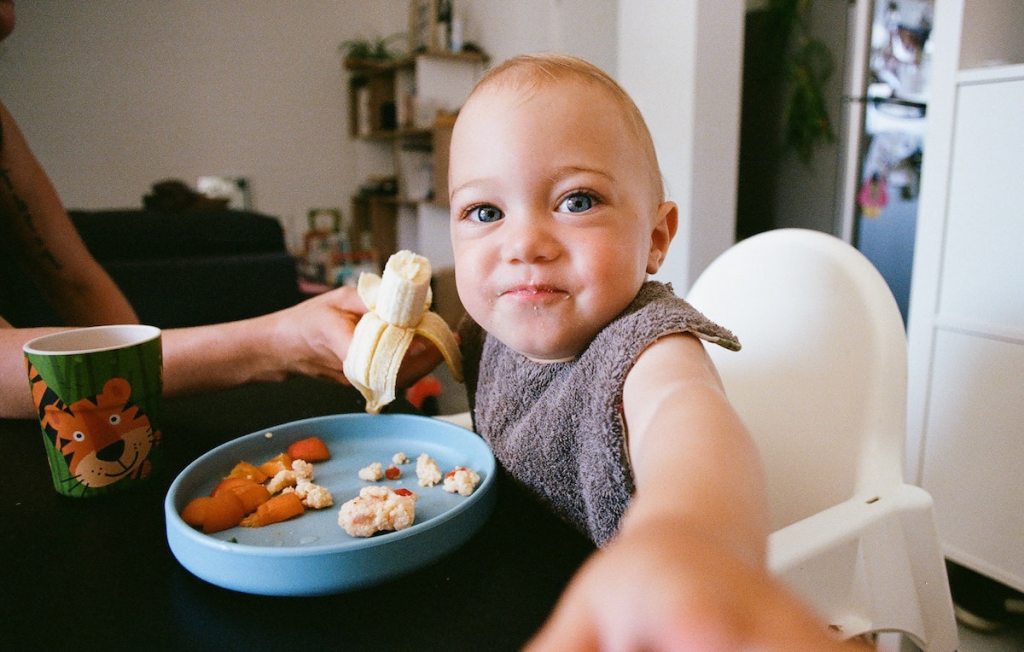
[338,485,418,537]
[358,461,402,482]
[443,466,481,496]
[265,470,297,494]
[226,460,268,483]
[284,479,334,509]
[286,435,331,462]
[358,461,384,481]
[180,443,332,533]
[258,452,293,477]
[212,477,272,512]
[181,490,247,534]
[240,491,305,528]
[180,495,214,529]
[342,250,463,414]
[180,428,486,541]
[416,453,442,487]
[266,459,315,494]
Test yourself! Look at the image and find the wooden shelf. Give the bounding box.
[410,50,489,65]
[344,50,488,74]
[360,126,433,142]
[345,45,485,267]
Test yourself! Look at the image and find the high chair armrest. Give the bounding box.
[434,411,473,430]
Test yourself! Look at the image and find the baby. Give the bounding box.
[447,54,862,650]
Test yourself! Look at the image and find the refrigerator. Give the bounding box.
[838,0,934,323]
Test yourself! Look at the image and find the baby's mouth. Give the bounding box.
[499,283,567,298]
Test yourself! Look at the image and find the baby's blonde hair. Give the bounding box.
[467,53,665,204]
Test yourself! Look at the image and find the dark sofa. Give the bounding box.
[1,209,304,328]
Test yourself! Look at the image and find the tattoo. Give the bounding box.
[0,165,64,272]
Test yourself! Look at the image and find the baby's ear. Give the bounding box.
[647,201,678,274]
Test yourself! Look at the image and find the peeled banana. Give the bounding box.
[343,250,463,414]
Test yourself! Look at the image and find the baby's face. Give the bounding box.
[449,80,667,362]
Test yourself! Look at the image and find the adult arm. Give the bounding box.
[2,286,444,419]
[0,321,66,418]
[528,333,866,650]
[0,102,137,326]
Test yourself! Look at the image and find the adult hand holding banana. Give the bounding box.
[343,250,463,414]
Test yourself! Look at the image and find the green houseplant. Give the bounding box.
[765,0,835,164]
[340,33,406,68]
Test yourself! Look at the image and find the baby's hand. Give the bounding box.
[526,522,868,651]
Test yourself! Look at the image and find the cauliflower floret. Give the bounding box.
[416,453,442,487]
[266,469,297,494]
[264,455,317,495]
[358,461,384,481]
[337,486,417,537]
[291,458,315,481]
[392,451,408,465]
[291,479,334,509]
[443,466,481,496]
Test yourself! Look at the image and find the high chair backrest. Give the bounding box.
[687,229,908,530]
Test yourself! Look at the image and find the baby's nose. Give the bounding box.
[501,215,560,263]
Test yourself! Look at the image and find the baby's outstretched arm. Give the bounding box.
[527,333,867,651]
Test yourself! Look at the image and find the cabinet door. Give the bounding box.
[920,74,1024,592]
[922,330,1024,590]
[937,77,1024,332]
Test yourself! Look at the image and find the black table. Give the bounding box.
[1,377,594,651]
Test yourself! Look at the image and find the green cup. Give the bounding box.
[24,325,163,497]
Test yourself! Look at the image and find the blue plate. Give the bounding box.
[165,413,495,596]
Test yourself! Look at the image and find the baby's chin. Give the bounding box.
[523,352,577,364]
[473,311,594,362]
[501,335,587,364]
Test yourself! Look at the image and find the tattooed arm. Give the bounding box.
[0,101,137,327]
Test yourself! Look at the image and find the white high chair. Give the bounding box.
[686,229,958,650]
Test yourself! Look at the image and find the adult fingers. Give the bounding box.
[396,336,444,388]
[318,285,367,314]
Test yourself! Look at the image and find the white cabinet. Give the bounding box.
[907,0,1024,592]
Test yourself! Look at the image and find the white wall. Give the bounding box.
[0,0,618,251]
[459,0,617,73]
[619,0,744,289]
[0,1,402,250]
[1,0,740,283]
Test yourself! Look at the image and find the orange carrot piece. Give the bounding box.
[240,491,304,528]
[286,436,331,462]
[213,477,271,513]
[233,482,271,513]
[258,452,293,478]
[181,496,212,528]
[212,476,250,495]
[201,490,247,534]
[226,460,268,483]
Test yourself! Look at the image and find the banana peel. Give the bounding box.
[343,250,463,414]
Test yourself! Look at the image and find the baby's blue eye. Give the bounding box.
[470,205,503,223]
[559,193,594,213]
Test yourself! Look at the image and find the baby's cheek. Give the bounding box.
[462,297,495,333]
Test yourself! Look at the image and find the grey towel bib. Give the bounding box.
[460,281,739,546]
